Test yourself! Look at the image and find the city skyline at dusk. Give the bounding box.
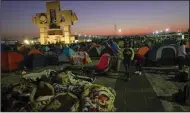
[1,1,189,40]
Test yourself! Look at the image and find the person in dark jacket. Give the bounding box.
[123,43,134,80]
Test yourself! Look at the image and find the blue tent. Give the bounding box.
[63,48,75,57]
[111,42,119,54]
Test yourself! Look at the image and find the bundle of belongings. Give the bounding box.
[1,70,116,112]
[71,51,92,65]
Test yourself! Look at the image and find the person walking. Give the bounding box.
[123,43,135,80]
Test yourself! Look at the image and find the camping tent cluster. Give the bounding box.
[136,41,190,66]
[1,70,116,112]
[1,45,92,72]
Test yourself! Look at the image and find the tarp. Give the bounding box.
[25,54,46,69]
[63,48,75,57]
[88,46,101,57]
[1,51,24,72]
[136,46,149,56]
[28,49,42,55]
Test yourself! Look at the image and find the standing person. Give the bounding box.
[177,40,186,70]
[123,43,135,80]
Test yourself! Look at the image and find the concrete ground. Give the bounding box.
[1,59,189,112]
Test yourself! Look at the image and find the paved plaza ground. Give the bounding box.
[1,59,189,112]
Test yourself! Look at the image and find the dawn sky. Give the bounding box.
[1,1,189,40]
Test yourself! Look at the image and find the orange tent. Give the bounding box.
[136,47,149,56]
[28,49,42,55]
[1,52,24,72]
[186,42,190,48]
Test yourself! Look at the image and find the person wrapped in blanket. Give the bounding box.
[2,70,116,112]
[82,84,116,112]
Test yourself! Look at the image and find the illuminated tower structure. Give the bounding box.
[32,0,78,44]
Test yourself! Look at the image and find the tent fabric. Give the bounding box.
[55,48,62,55]
[88,46,101,57]
[135,54,145,65]
[136,47,149,56]
[147,43,162,61]
[1,44,5,52]
[45,54,59,65]
[96,53,111,71]
[45,46,50,52]
[84,52,92,64]
[63,48,75,57]
[21,48,30,58]
[58,53,70,63]
[156,45,177,60]
[28,49,42,55]
[1,52,24,72]
[101,47,115,56]
[71,51,92,65]
[99,45,105,52]
[25,54,46,69]
[111,42,119,54]
[158,48,176,65]
[20,45,26,52]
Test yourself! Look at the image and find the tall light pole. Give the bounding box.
[114,24,117,36]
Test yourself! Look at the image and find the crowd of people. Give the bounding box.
[1,34,190,111]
